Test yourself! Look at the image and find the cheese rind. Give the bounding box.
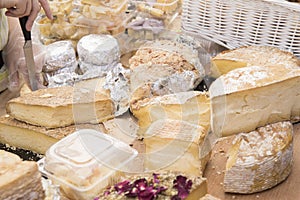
[209,65,300,137]
[131,91,210,131]
[0,150,45,200]
[143,119,211,176]
[224,121,293,194]
[210,46,300,78]
[0,115,106,154]
[6,81,115,128]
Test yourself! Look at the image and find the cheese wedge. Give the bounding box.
[143,119,211,176]
[209,65,300,137]
[224,121,293,194]
[6,79,115,128]
[0,115,106,154]
[130,91,210,131]
[97,171,207,199]
[0,150,45,200]
[210,46,300,78]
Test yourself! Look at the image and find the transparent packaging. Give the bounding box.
[40,0,74,16]
[129,0,181,25]
[34,14,127,45]
[74,0,128,19]
[38,129,138,200]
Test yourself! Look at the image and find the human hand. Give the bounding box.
[0,0,53,31]
[3,17,45,91]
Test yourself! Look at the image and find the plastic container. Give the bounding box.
[41,0,73,16]
[38,129,138,200]
[34,14,127,45]
[74,0,128,20]
[130,0,181,25]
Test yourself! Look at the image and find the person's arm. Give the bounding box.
[0,0,52,31]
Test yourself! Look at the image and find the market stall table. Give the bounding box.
[0,89,300,199]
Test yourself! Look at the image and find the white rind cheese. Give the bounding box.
[209,65,300,137]
[77,34,120,67]
[143,119,211,176]
[210,46,300,78]
[130,91,210,131]
[224,121,293,194]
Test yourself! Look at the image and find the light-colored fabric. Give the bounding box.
[0,9,9,51]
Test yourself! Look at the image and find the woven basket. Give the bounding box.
[181,0,300,58]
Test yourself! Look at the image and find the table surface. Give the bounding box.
[1,88,300,200]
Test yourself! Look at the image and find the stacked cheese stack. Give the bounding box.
[0,78,113,154]
[125,37,212,180]
[207,46,300,194]
[35,0,128,45]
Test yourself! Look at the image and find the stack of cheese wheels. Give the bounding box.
[0,78,111,154]
[208,45,300,194]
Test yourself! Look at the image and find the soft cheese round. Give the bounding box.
[224,121,293,194]
[77,34,120,66]
[43,40,77,73]
[209,65,300,97]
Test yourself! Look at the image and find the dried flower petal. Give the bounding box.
[173,175,193,199]
[114,180,132,194]
[138,187,155,200]
[133,178,148,191]
[153,173,160,184]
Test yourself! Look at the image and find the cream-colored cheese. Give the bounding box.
[131,91,210,131]
[143,119,211,176]
[0,150,45,200]
[6,79,115,128]
[209,65,300,137]
[224,121,293,194]
[0,115,106,154]
[211,46,300,78]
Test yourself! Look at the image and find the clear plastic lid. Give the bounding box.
[74,0,128,19]
[39,129,138,198]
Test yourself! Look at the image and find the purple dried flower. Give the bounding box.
[94,197,99,200]
[133,178,148,191]
[173,175,193,199]
[126,187,139,198]
[152,173,160,184]
[138,186,155,200]
[114,180,132,194]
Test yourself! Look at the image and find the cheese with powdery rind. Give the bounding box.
[224,121,293,194]
[209,64,300,137]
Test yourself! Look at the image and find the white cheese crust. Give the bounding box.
[224,121,293,194]
[209,64,300,137]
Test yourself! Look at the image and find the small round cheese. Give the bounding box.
[77,34,120,66]
[43,40,77,73]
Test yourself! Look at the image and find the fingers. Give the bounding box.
[3,0,53,31]
[39,0,53,20]
[26,0,40,31]
[4,0,32,18]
